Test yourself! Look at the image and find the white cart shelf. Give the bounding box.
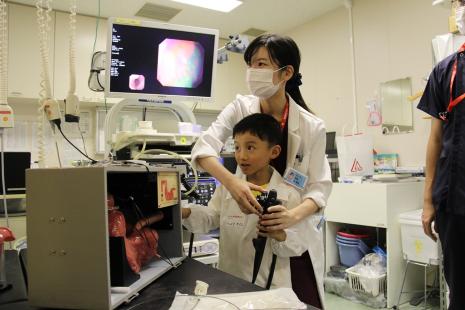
[325,181,425,308]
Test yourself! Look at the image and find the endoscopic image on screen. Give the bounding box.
[157,38,205,88]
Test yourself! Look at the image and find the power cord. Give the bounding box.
[53,120,97,163]
[88,51,105,92]
[78,122,88,156]
[54,135,62,168]
[91,0,100,56]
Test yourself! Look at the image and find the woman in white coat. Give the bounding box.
[191,34,332,308]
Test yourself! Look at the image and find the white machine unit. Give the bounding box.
[183,234,219,257]
[112,130,199,152]
[26,165,185,310]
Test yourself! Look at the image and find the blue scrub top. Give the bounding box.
[418,51,465,215]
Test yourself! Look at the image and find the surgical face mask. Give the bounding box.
[246,67,285,99]
[456,6,465,35]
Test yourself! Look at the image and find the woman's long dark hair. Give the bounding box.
[243,34,313,114]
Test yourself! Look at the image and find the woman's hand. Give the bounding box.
[259,205,298,231]
[197,157,264,215]
[225,177,264,215]
[422,202,437,241]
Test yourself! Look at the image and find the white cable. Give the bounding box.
[78,123,88,156]
[0,0,7,104]
[68,0,77,95]
[54,131,62,167]
[36,0,54,167]
[136,148,198,195]
[36,111,46,167]
[134,139,147,160]
[36,0,52,99]
[0,129,9,228]
[346,1,359,134]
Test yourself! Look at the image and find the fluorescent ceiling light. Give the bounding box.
[432,0,451,8]
[171,0,242,13]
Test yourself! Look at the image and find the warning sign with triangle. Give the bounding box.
[351,158,363,172]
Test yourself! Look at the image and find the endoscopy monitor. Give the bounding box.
[106,18,219,102]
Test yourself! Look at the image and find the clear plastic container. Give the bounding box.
[398,209,439,265]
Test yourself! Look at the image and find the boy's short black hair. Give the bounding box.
[233,113,282,146]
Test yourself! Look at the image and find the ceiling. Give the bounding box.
[8,0,344,39]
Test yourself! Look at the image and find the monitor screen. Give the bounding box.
[0,152,31,194]
[105,18,219,101]
[326,131,337,158]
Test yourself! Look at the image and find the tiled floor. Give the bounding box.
[325,293,440,310]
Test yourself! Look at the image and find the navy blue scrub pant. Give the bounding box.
[435,210,465,309]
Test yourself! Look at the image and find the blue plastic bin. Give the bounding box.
[336,236,359,245]
[336,239,370,267]
[336,237,370,253]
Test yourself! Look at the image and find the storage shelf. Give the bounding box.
[325,181,425,308]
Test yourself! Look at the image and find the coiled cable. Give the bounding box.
[36,0,53,167]
[0,0,7,105]
[68,0,76,96]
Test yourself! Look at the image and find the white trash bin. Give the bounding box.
[398,209,439,265]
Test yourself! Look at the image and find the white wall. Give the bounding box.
[8,1,451,167]
[5,5,249,166]
[187,38,248,111]
[287,0,450,166]
[288,7,353,133]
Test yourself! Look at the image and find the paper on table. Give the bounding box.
[169,288,308,310]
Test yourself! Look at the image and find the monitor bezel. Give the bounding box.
[105,17,219,102]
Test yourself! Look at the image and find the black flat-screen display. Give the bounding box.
[106,18,218,102]
[0,152,31,194]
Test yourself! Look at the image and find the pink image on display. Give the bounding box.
[129,74,145,90]
[157,38,204,88]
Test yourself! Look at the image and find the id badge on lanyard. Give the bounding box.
[283,167,308,190]
[440,43,465,122]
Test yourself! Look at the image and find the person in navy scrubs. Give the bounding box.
[418,2,465,308]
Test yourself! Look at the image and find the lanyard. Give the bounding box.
[441,43,465,121]
[280,99,289,130]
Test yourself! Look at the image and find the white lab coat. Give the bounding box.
[191,94,332,307]
[183,168,312,289]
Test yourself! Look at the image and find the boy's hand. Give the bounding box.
[181,208,191,219]
[260,205,298,231]
[257,223,286,241]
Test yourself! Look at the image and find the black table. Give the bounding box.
[0,250,27,307]
[1,250,264,310]
[119,257,263,309]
